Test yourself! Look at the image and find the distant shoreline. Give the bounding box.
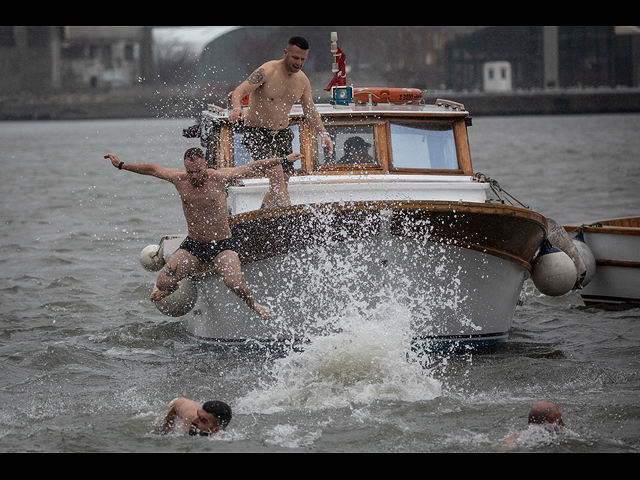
[2,87,639,121]
[424,88,640,116]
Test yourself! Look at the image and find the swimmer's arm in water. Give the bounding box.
[158,398,183,434]
[104,154,179,182]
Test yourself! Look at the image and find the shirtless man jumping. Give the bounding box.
[229,36,333,208]
[104,148,303,320]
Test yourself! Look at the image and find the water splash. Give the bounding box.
[235,300,442,415]
[240,219,483,346]
[264,424,322,449]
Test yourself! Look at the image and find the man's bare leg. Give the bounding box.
[214,250,270,320]
[261,165,291,209]
[151,250,200,302]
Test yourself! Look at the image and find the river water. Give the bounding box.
[1,113,639,452]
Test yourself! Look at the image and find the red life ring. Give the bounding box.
[353,87,424,104]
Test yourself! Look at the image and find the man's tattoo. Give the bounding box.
[247,68,265,85]
[165,265,178,277]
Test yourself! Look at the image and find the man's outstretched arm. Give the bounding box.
[104,154,178,182]
[219,153,304,182]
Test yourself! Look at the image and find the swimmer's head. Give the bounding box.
[528,401,565,431]
[188,400,232,436]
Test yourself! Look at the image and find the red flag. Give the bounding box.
[325,47,346,91]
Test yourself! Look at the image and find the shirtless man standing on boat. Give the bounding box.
[104,148,303,320]
[229,36,333,208]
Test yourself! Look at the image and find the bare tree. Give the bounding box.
[153,38,200,86]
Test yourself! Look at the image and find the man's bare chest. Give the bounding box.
[257,77,304,104]
[178,183,224,210]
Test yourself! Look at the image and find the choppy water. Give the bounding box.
[1,113,639,452]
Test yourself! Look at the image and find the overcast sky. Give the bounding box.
[152,26,240,53]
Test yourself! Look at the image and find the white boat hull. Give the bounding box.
[184,233,529,350]
[566,220,640,306]
[178,201,545,351]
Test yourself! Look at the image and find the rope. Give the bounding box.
[576,222,603,231]
[473,173,530,209]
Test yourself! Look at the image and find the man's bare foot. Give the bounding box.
[150,287,171,302]
[249,301,270,321]
[260,191,290,209]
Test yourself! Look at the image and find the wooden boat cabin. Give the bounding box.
[204,100,474,179]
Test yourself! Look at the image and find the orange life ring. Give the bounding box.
[353,87,424,104]
[228,91,250,106]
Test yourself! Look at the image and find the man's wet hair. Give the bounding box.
[184,147,205,161]
[288,36,309,51]
[203,400,232,429]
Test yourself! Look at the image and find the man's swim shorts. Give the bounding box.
[180,236,237,264]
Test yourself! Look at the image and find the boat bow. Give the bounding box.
[229,200,547,272]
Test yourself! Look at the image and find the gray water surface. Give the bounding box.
[1,114,639,452]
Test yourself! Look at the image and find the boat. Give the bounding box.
[138,34,569,352]
[142,92,559,353]
[564,217,640,307]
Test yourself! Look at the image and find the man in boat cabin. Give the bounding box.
[103,148,304,320]
[229,36,334,208]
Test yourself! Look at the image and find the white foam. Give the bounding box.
[236,301,442,414]
[264,424,322,449]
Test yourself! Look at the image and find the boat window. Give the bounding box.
[317,124,377,166]
[233,124,301,168]
[390,122,458,170]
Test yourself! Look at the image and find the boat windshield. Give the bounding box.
[317,124,377,166]
[390,121,458,170]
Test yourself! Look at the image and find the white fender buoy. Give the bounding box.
[571,231,596,287]
[155,278,198,317]
[531,239,577,296]
[140,244,165,272]
[546,218,585,287]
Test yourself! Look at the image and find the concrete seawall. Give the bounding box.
[424,89,640,116]
[2,88,640,121]
[0,92,173,121]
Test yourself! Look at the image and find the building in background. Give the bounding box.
[58,26,151,91]
[444,26,640,92]
[2,26,638,99]
[0,26,153,95]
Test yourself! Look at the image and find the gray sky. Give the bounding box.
[152,26,240,54]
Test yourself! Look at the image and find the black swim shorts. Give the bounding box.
[179,236,236,264]
[241,126,295,174]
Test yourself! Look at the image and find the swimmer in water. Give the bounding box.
[159,397,232,436]
[503,401,566,445]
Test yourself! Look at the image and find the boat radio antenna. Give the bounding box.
[326,31,352,105]
[331,32,340,74]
